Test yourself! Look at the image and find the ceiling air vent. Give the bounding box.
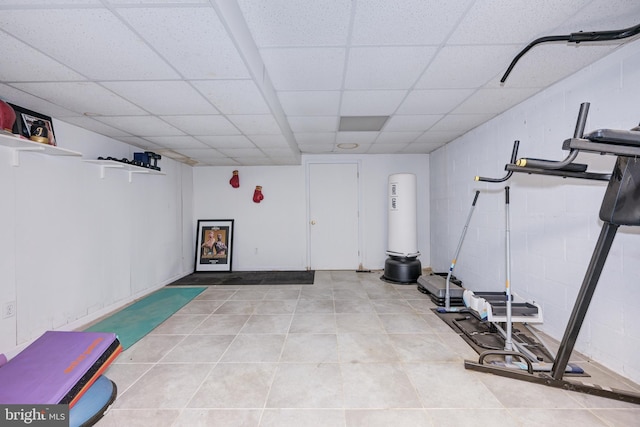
[339,116,389,132]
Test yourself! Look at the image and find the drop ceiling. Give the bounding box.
[0,0,638,166]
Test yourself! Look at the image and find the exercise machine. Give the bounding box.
[426,142,555,370]
[418,190,479,309]
[465,102,640,404]
[466,140,543,324]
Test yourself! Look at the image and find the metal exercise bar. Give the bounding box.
[514,102,589,170]
[551,222,619,380]
[501,23,640,83]
[475,140,519,183]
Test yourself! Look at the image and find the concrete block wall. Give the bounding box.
[430,39,640,383]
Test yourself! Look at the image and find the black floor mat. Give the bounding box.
[168,270,315,286]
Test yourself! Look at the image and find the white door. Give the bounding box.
[308,163,360,270]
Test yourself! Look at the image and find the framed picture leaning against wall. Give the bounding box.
[195,219,234,272]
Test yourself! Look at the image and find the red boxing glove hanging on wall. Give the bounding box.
[253,185,264,203]
[229,170,240,188]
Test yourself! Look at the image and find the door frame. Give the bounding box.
[305,159,363,270]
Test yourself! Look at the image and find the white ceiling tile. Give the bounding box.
[0,9,179,80]
[414,131,463,144]
[452,88,540,114]
[345,47,438,90]
[384,115,442,132]
[195,158,240,166]
[191,80,269,114]
[340,90,407,116]
[10,82,147,116]
[227,115,282,134]
[2,0,101,4]
[117,7,250,79]
[294,133,336,144]
[396,89,475,115]
[102,81,218,115]
[236,157,276,166]
[448,0,592,45]
[95,116,185,136]
[551,0,640,33]
[375,132,422,144]
[261,48,346,90]
[278,91,341,116]
[288,116,337,132]
[333,143,373,153]
[109,0,208,3]
[416,46,521,89]
[114,136,162,150]
[143,136,208,149]
[174,148,227,160]
[217,147,265,158]
[160,115,239,136]
[59,116,131,137]
[0,32,85,82]
[248,135,292,148]
[351,0,474,45]
[298,143,335,153]
[238,0,352,47]
[197,135,255,149]
[336,132,379,144]
[429,114,496,132]
[0,83,80,118]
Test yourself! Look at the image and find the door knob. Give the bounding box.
[310,220,316,225]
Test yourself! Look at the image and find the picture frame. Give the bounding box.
[195,219,234,272]
[8,103,56,146]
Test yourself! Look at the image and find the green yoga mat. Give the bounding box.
[85,287,206,349]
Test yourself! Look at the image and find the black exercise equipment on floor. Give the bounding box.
[464,102,640,405]
[417,272,464,306]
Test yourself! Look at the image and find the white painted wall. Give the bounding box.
[430,39,640,383]
[193,153,430,271]
[193,164,307,270]
[0,121,194,354]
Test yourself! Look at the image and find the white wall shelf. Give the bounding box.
[84,159,165,182]
[0,132,82,166]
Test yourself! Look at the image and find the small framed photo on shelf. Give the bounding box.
[195,219,234,272]
[9,103,56,146]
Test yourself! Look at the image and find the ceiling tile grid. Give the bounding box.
[0,0,637,165]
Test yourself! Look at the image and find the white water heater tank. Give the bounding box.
[386,173,420,257]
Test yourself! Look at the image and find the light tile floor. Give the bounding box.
[98,271,640,426]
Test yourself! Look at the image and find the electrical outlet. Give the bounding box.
[3,301,16,319]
